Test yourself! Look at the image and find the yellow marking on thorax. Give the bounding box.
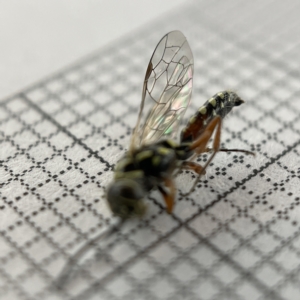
[115,158,133,171]
[136,150,153,162]
[199,106,207,115]
[220,101,224,108]
[189,116,197,124]
[157,147,171,155]
[218,92,224,99]
[152,156,161,166]
[166,139,178,148]
[209,97,216,107]
[184,141,192,147]
[114,170,144,179]
[212,110,217,116]
[176,150,185,157]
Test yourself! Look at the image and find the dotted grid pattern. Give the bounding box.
[0,1,300,300]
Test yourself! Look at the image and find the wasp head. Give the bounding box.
[106,179,147,218]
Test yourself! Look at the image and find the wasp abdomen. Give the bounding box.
[180,91,244,143]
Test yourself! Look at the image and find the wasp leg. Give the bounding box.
[189,116,221,153]
[181,161,206,175]
[182,116,222,196]
[205,147,255,156]
[158,178,176,213]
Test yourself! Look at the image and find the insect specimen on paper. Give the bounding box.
[56,31,255,288]
[106,30,254,218]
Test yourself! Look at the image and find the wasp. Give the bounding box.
[106,31,254,219]
[56,31,255,287]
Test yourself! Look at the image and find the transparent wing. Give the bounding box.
[130,31,194,151]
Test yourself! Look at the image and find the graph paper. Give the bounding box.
[1,1,300,299]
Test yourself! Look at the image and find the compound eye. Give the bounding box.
[119,186,136,199]
[117,180,145,201]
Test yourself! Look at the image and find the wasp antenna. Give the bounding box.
[55,218,126,290]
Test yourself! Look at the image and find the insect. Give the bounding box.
[106,30,254,219]
[56,31,255,288]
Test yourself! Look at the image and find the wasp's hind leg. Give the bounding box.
[182,116,222,196]
[180,161,206,175]
[205,147,255,156]
[158,178,176,213]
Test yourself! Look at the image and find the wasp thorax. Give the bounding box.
[106,179,147,218]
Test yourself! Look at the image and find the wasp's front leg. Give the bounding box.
[158,178,176,213]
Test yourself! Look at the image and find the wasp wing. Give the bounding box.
[130,31,194,151]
